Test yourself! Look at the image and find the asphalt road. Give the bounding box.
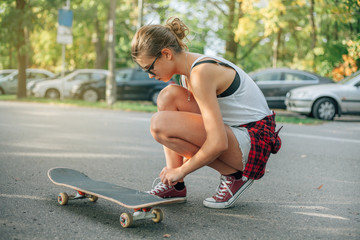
[0,101,359,240]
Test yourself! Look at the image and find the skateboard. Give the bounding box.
[47,168,185,228]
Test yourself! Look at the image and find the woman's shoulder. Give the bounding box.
[190,54,223,67]
[189,55,237,92]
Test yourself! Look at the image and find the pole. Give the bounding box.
[65,0,70,9]
[137,0,144,30]
[61,44,65,100]
[60,0,70,101]
[106,0,116,106]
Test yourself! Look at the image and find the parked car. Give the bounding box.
[0,69,55,95]
[0,69,17,79]
[27,70,74,95]
[71,68,174,105]
[285,70,360,120]
[31,69,109,99]
[249,68,334,109]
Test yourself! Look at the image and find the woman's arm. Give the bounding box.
[180,66,229,174]
[160,63,231,185]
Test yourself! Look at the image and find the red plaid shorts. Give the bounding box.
[239,112,282,180]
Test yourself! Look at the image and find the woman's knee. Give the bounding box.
[150,111,167,141]
[157,85,185,111]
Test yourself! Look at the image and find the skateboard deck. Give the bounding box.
[48,167,185,227]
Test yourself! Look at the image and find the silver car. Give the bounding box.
[249,68,333,109]
[0,69,17,79]
[285,71,360,120]
[0,69,55,95]
[31,69,109,99]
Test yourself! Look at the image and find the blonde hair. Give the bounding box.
[131,17,189,60]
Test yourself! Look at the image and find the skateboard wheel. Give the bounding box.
[89,195,98,202]
[58,192,69,205]
[120,213,133,228]
[151,208,164,223]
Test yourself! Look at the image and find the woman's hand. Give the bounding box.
[160,166,185,186]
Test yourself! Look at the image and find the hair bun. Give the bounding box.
[165,17,189,41]
[131,17,189,59]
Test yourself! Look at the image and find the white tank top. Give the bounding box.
[182,55,272,126]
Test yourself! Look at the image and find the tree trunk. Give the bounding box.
[94,15,108,69]
[333,0,339,41]
[310,0,317,71]
[225,0,237,62]
[8,47,13,69]
[357,8,360,34]
[16,0,27,99]
[272,28,282,68]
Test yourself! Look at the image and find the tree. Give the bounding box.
[332,38,360,81]
[0,0,62,98]
[0,0,63,98]
[15,0,27,98]
[1,0,359,86]
[309,0,317,71]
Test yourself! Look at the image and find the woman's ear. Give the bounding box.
[161,48,173,60]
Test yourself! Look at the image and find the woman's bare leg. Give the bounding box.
[152,85,244,176]
[156,85,201,175]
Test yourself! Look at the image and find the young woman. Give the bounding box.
[131,17,282,209]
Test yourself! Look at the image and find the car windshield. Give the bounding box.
[338,71,360,85]
[54,70,75,79]
[1,71,18,79]
[0,72,14,78]
[115,69,132,82]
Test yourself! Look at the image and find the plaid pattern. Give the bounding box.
[239,113,282,180]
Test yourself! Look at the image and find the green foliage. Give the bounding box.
[0,0,359,80]
[331,35,360,80]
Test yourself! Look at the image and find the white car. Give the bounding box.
[31,69,109,99]
[285,71,360,120]
[0,69,17,79]
[0,69,55,95]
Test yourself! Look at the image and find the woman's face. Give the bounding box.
[136,50,175,82]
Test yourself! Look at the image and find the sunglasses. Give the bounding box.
[144,53,161,76]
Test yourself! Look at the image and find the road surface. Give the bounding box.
[0,101,359,239]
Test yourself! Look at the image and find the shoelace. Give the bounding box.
[147,177,172,194]
[214,176,234,200]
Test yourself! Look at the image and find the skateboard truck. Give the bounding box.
[120,208,164,228]
[57,191,98,205]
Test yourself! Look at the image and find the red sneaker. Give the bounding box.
[146,179,187,200]
[203,175,253,209]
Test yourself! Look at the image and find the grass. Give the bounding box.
[0,95,323,124]
[275,114,323,125]
[0,95,157,112]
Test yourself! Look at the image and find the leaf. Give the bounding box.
[317,184,324,190]
[163,234,171,238]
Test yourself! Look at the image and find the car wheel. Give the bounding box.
[82,89,99,102]
[312,98,336,120]
[45,89,60,99]
[151,90,160,105]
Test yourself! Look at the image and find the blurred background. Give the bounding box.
[1,0,359,76]
[1,0,359,111]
